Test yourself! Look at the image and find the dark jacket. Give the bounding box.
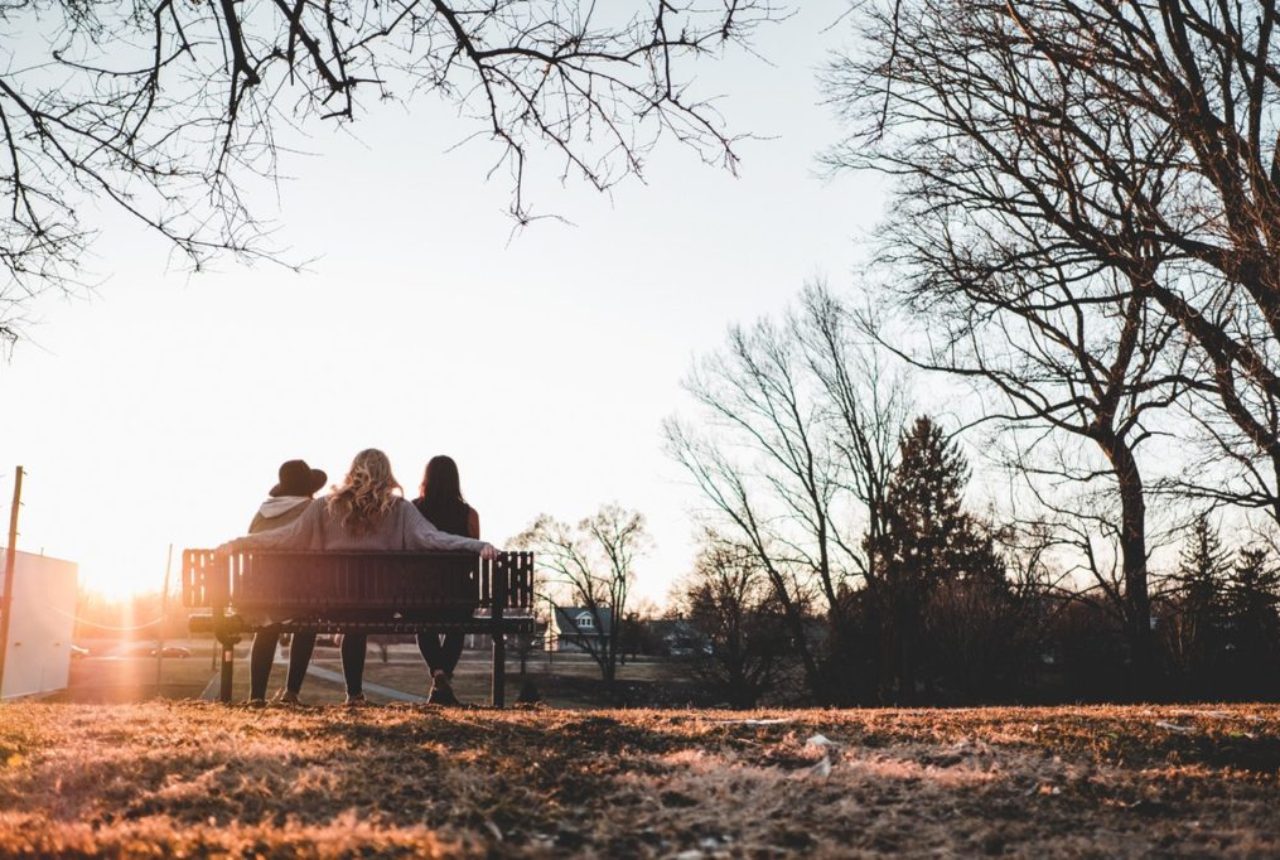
[413,498,476,538]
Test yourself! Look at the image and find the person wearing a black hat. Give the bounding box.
[246,459,328,705]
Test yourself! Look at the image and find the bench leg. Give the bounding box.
[219,642,235,703]
[492,632,506,708]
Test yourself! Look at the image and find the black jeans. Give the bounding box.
[340,632,369,697]
[341,609,474,696]
[340,632,463,696]
[249,628,317,700]
[417,632,465,675]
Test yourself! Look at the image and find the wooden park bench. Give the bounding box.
[182,549,535,706]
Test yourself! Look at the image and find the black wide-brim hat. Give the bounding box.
[270,459,328,498]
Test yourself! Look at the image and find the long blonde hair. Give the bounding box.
[327,448,403,535]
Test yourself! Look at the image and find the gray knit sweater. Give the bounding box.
[226,496,488,554]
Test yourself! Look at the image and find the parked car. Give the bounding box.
[149,646,191,658]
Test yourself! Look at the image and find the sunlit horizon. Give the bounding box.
[78,565,171,603]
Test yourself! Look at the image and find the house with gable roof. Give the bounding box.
[547,606,613,653]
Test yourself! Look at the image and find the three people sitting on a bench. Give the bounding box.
[218,448,499,706]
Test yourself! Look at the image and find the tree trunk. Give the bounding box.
[897,601,917,706]
[762,570,824,700]
[1107,438,1154,698]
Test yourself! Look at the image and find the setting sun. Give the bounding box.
[62,539,177,603]
[78,562,168,602]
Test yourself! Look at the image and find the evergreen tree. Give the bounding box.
[1166,514,1230,692]
[867,416,1006,703]
[1226,546,1280,696]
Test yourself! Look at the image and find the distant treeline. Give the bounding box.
[672,413,1280,708]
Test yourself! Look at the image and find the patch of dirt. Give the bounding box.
[0,703,1277,856]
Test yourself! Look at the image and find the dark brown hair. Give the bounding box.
[416,455,469,536]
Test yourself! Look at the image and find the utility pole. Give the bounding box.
[0,466,25,699]
[155,543,173,692]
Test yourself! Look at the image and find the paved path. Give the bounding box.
[199,653,425,703]
[199,674,220,701]
[302,664,425,703]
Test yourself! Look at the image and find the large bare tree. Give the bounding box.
[825,0,1280,526]
[0,0,780,346]
[858,243,1190,681]
[822,0,1280,684]
[665,282,911,699]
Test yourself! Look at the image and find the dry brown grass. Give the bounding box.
[1,702,1278,857]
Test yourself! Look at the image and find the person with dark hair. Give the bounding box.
[413,455,480,705]
[246,459,327,706]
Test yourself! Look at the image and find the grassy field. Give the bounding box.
[1,702,1278,857]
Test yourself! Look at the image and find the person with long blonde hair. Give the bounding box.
[219,448,498,704]
[327,448,410,536]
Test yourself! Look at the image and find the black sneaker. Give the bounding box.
[273,689,302,706]
[427,670,462,707]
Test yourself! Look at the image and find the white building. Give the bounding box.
[0,550,78,700]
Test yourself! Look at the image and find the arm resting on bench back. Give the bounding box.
[224,500,323,552]
[222,498,491,555]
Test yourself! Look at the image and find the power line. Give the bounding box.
[45,605,169,633]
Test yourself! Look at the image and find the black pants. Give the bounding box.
[341,612,472,697]
[340,632,369,697]
[249,628,317,700]
[417,632,465,675]
[339,633,464,695]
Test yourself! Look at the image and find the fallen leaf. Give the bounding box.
[809,756,833,778]
[1154,721,1196,735]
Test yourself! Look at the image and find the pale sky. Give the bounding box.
[1,1,888,604]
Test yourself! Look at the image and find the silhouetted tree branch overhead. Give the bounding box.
[0,0,781,346]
